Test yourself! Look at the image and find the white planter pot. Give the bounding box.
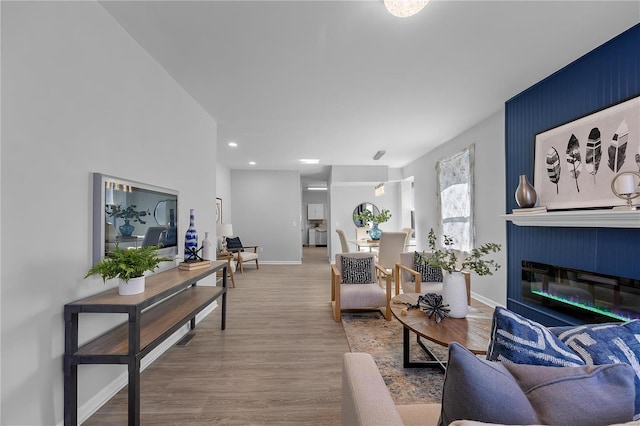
[442,271,468,318]
[119,276,145,296]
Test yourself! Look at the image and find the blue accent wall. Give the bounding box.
[505,24,640,326]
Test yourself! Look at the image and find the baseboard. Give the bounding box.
[470,292,502,309]
[67,301,219,426]
[259,261,302,265]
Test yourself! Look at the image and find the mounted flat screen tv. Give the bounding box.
[92,173,179,265]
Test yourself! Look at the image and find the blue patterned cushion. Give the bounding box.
[486,307,585,367]
[226,236,244,251]
[413,251,443,283]
[341,256,373,284]
[550,320,640,419]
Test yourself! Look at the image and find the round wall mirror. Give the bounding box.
[352,202,380,227]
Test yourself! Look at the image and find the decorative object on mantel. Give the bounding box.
[515,174,537,208]
[184,245,203,263]
[512,206,547,215]
[534,95,639,210]
[84,245,172,295]
[353,208,391,240]
[424,229,501,318]
[105,204,151,237]
[611,171,640,210]
[406,293,450,323]
[184,208,198,258]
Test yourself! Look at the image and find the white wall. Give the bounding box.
[230,170,302,264]
[1,2,217,424]
[404,110,507,306]
[216,162,232,223]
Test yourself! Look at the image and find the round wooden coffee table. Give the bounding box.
[390,293,493,370]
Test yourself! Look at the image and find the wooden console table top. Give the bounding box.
[390,293,493,355]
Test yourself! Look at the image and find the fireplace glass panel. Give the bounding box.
[522,261,640,323]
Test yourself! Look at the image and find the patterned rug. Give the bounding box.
[341,311,447,405]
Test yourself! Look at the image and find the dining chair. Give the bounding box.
[401,227,413,250]
[336,229,351,253]
[375,231,408,287]
[142,226,168,248]
[331,252,392,321]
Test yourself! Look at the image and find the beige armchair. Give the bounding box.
[331,252,392,321]
[395,251,470,304]
[225,236,259,273]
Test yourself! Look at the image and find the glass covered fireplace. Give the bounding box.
[521,261,640,323]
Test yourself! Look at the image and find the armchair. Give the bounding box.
[331,252,392,321]
[225,236,259,273]
[395,251,470,304]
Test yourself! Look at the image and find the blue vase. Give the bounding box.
[368,223,382,240]
[119,219,134,237]
[184,209,198,259]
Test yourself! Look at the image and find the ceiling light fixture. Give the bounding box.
[228,141,238,147]
[249,161,256,165]
[307,187,327,191]
[384,0,429,18]
[300,159,320,164]
[373,150,386,160]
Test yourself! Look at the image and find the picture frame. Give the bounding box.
[216,197,222,224]
[534,95,640,210]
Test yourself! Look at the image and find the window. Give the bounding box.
[436,145,474,252]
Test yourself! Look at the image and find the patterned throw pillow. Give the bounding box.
[413,251,443,283]
[226,237,244,251]
[486,306,585,367]
[550,320,640,419]
[341,256,373,284]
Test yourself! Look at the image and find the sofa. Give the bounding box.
[342,306,640,426]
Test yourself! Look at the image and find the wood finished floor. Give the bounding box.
[84,247,348,425]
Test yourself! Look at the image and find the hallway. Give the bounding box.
[85,247,347,425]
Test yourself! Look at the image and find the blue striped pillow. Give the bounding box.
[486,307,585,367]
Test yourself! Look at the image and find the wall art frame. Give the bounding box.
[216,197,222,224]
[534,94,640,210]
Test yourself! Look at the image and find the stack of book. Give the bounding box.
[178,260,211,271]
[512,206,547,214]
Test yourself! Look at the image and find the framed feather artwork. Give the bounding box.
[534,94,640,210]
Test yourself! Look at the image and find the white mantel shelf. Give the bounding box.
[502,209,640,228]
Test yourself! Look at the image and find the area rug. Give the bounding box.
[341,311,447,405]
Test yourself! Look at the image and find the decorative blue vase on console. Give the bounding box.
[368,223,382,240]
[184,209,198,259]
[119,219,134,237]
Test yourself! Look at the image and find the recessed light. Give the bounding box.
[228,141,238,147]
[300,159,319,164]
[307,187,327,191]
[249,161,256,165]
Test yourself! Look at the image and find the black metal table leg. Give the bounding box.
[401,326,447,371]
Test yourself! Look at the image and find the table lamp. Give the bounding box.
[216,223,234,252]
[611,171,640,210]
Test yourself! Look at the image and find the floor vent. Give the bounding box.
[176,333,196,347]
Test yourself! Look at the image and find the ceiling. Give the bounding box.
[101,1,640,187]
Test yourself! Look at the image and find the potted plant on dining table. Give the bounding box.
[352,208,392,240]
[424,228,501,318]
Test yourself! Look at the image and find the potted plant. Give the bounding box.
[424,228,501,318]
[105,204,151,237]
[352,209,392,240]
[85,245,172,295]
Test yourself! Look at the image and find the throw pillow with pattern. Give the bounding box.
[226,236,244,252]
[413,251,443,283]
[341,256,373,284]
[486,306,585,367]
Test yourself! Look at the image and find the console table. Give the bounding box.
[63,261,227,426]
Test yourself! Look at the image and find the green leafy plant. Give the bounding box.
[425,228,501,276]
[353,208,392,224]
[105,204,151,224]
[85,245,172,283]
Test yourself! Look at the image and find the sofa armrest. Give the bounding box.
[342,353,404,426]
